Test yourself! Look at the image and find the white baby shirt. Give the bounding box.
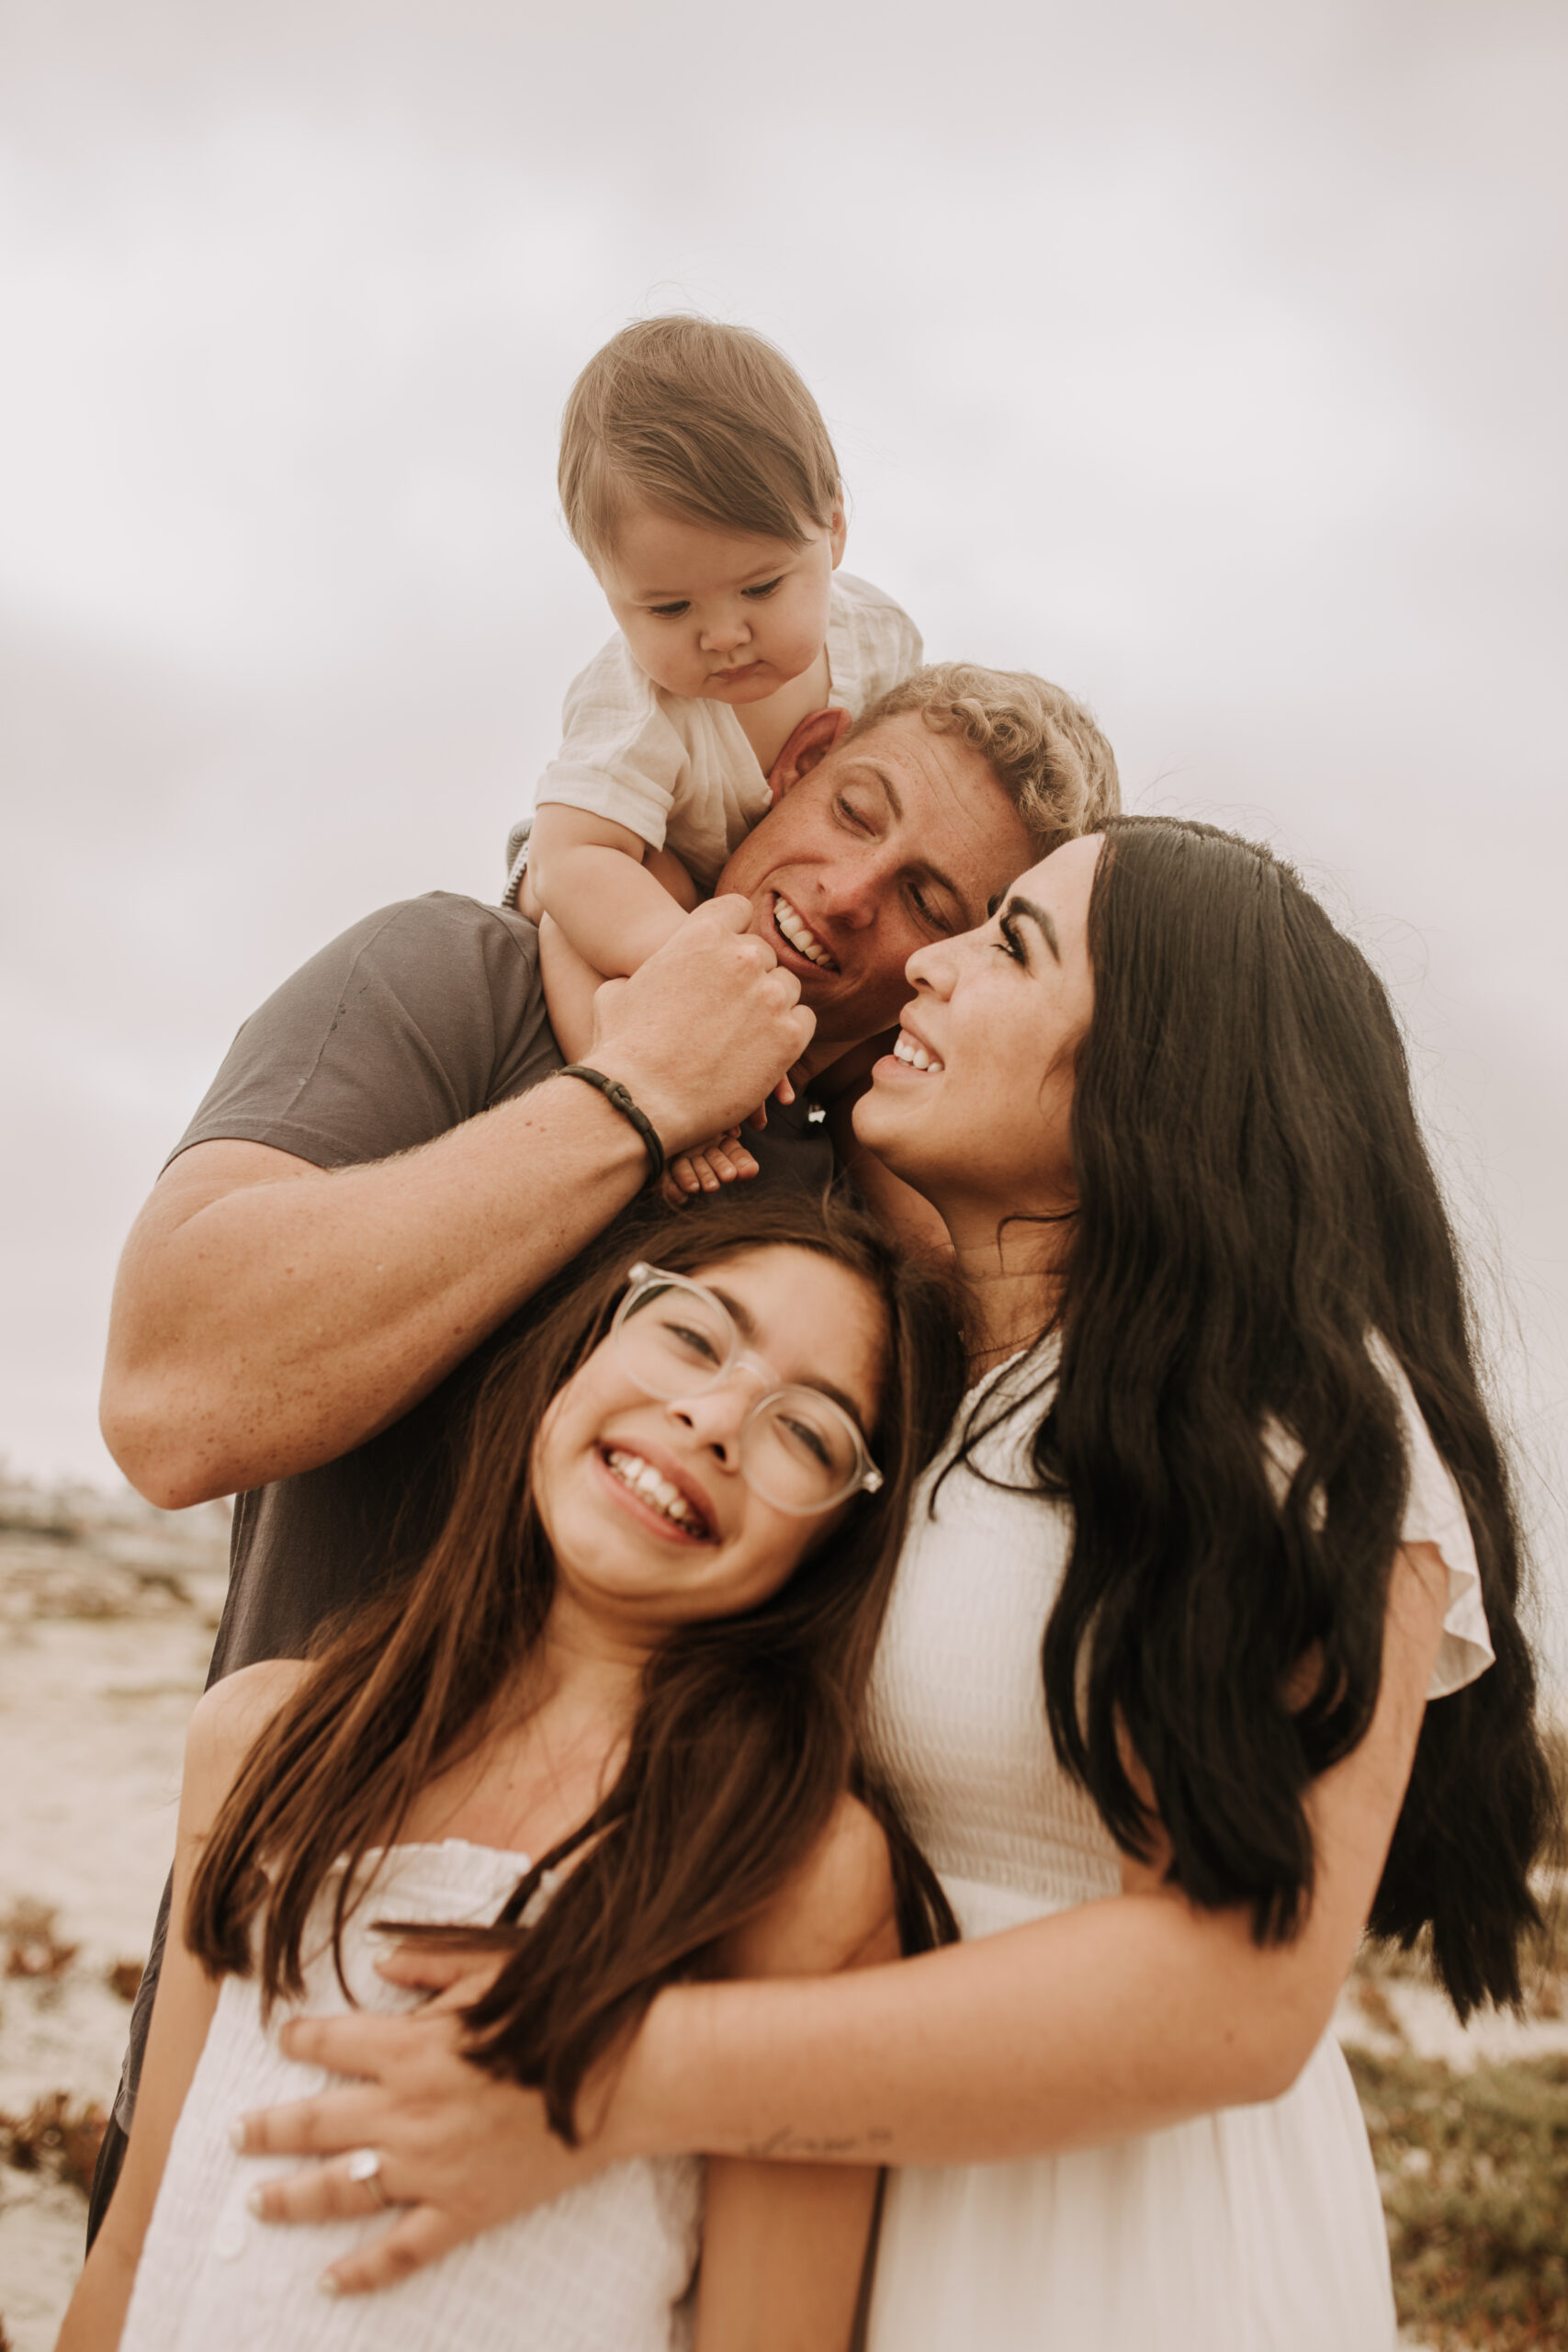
[523,572,921,892]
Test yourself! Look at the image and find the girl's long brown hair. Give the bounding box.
[186,1192,966,2136]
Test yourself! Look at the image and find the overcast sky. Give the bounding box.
[2,0,1564,1668]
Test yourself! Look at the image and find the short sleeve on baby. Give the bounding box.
[535,636,694,854]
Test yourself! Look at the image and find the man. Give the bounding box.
[88,662,1119,2232]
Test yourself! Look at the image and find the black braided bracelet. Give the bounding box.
[558,1065,666,1188]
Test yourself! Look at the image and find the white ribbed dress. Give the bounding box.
[863,1343,1494,2352]
[119,1842,702,2352]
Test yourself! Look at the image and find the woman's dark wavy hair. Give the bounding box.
[186,1190,966,2137]
[960,815,1553,2018]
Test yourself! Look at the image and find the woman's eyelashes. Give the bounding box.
[996,912,1029,967]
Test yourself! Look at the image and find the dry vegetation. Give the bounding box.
[0,2091,107,2201]
[1347,1722,1568,2348]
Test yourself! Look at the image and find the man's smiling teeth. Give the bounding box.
[893,1030,943,1073]
[773,894,838,969]
[604,1448,709,1536]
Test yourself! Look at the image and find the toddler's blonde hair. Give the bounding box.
[852,665,1122,854]
[559,315,842,569]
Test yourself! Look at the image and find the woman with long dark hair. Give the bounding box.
[58,1192,965,2351]
[232,816,1552,2350]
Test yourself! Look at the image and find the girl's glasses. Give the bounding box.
[609,1262,884,1517]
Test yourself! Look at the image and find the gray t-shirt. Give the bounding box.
[176,890,832,1679]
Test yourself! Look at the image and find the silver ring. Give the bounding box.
[346,2145,391,2211]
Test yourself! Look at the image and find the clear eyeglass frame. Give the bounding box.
[608,1261,885,1517]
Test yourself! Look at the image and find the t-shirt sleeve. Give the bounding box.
[1367,1336,1495,1700]
[531,635,694,854]
[169,894,560,1172]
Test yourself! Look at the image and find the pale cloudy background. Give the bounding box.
[2,0,1564,1673]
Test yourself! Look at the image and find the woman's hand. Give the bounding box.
[237,1977,616,2294]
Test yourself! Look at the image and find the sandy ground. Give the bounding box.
[0,1482,226,2349]
[1,1479,1562,2351]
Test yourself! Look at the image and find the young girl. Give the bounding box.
[508,314,923,1188]
[60,1193,964,2351]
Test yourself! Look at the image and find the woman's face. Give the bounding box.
[853,833,1102,1240]
[534,1246,886,1639]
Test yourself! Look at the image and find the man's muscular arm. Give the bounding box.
[102,899,812,1508]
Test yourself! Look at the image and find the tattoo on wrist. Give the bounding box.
[740,2125,893,2161]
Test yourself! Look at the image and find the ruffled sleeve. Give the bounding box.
[535,633,691,852]
[1366,1335,1495,1699]
[1260,1338,1495,1701]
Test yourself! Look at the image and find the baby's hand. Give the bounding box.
[660,1127,760,1205]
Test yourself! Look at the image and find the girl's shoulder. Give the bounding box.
[721,1793,897,1982]
[184,1658,309,1815]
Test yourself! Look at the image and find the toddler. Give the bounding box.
[507,315,922,1188]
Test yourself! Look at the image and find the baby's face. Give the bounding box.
[595,498,845,707]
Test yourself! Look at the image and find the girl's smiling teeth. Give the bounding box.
[893,1029,944,1072]
[773,893,838,969]
[602,1446,714,1539]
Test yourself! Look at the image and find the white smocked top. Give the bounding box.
[120,1840,702,2352]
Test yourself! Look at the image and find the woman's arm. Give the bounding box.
[236,1544,1447,2292]
[625,1539,1449,2165]
[694,1795,900,2352]
[56,1663,304,2350]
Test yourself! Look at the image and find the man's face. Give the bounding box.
[716,713,1037,1060]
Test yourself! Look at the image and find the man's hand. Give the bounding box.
[237,2004,611,2295]
[588,896,814,1158]
[101,896,815,1509]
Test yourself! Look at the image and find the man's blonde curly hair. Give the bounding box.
[852,664,1120,853]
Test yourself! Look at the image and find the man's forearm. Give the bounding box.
[102,1081,652,1507]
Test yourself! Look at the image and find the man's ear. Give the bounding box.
[767,706,852,802]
